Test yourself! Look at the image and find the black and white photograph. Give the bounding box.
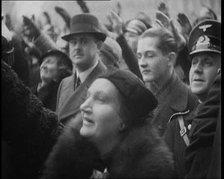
[2,0,221,178]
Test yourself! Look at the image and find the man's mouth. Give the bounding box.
[141,69,151,74]
[193,79,204,82]
[75,54,83,58]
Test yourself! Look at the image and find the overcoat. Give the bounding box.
[56,61,106,125]
[32,81,60,111]
[152,72,198,136]
[1,61,62,179]
[185,74,221,179]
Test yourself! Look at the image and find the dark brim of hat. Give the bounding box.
[190,49,221,56]
[62,32,106,42]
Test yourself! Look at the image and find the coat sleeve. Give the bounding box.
[1,61,63,177]
[185,74,221,179]
[116,35,143,80]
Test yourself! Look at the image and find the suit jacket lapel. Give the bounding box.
[58,61,106,122]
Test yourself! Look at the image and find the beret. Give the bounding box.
[98,69,158,122]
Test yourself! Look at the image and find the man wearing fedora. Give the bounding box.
[56,13,107,125]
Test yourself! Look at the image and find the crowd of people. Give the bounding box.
[2,1,221,179]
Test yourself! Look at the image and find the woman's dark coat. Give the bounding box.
[1,61,63,179]
[42,114,174,179]
[32,81,61,111]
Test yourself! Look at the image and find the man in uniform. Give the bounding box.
[164,19,221,178]
[185,19,221,179]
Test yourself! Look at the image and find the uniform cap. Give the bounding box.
[188,19,221,56]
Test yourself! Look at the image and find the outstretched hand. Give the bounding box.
[158,2,170,18]
[177,13,192,38]
[170,19,186,51]
[155,10,186,51]
[22,15,40,41]
[155,11,170,29]
[107,11,124,38]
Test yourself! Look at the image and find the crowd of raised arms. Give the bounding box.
[2,1,221,179]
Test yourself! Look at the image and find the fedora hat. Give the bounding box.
[62,13,106,42]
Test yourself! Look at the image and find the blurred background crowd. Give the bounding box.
[2,0,221,90]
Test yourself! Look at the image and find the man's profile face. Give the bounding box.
[137,36,170,83]
[189,52,221,95]
[69,34,99,71]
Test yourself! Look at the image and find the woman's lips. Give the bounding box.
[82,116,94,125]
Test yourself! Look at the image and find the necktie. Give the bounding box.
[74,74,81,89]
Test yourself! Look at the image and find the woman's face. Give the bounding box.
[80,78,123,144]
[40,56,58,83]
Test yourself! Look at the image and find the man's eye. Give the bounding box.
[204,61,213,66]
[81,38,88,44]
[145,52,153,58]
[70,40,77,45]
[137,53,142,59]
[191,59,198,65]
[203,58,213,66]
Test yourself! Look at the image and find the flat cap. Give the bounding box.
[188,19,221,56]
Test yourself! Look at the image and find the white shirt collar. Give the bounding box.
[76,60,98,83]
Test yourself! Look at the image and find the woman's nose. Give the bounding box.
[80,98,92,114]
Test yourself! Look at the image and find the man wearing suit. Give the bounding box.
[56,13,107,125]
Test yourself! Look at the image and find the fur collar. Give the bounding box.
[107,124,174,178]
[42,120,174,179]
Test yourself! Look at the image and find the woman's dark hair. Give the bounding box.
[40,50,73,82]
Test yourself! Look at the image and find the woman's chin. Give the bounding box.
[80,126,92,138]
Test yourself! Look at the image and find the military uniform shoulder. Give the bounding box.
[168,110,190,123]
